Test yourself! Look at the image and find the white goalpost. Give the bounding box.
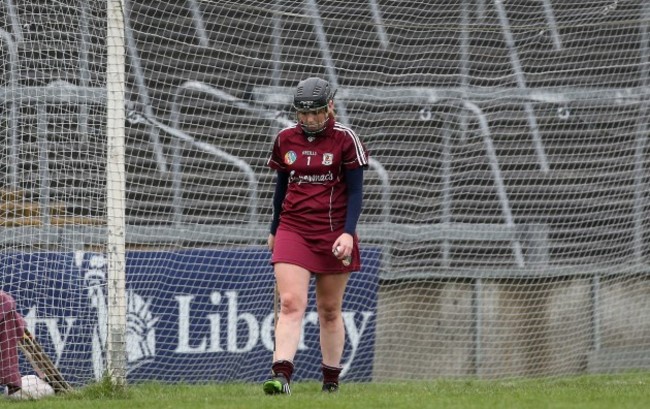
[1,0,650,388]
[106,0,127,386]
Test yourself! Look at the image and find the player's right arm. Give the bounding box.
[268,171,289,251]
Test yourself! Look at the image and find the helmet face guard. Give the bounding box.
[293,77,334,135]
[295,111,330,136]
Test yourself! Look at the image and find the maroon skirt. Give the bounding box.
[271,226,360,274]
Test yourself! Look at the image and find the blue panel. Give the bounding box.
[1,248,380,384]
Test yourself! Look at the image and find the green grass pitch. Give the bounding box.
[8,372,649,409]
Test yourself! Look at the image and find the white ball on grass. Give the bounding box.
[5,375,55,400]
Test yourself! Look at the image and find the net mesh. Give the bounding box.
[1,0,649,385]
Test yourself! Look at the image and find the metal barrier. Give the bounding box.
[131,84,261,231]
[493,0,549,173]
[0,84,106,245]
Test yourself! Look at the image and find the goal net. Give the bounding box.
[1,0,649,386]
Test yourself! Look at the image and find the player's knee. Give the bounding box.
[279,293,307,318]
[317,305,342,325]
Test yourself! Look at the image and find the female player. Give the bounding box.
[1,291,25,398]
[263,77,368,395]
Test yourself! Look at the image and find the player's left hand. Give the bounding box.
[332,233,353,259]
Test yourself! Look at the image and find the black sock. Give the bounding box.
[271,360,295,383]
[322,363,342,385]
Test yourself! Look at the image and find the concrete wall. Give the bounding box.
[372,275,650,380]
[372,280,475,379]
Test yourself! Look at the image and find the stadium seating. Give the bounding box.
[0,0,645,268]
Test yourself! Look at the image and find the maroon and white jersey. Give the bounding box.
[267,117,369,237]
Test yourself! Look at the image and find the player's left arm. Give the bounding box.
[332,128,368,258]
[332,167,364,259]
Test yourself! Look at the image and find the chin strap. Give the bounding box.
[300,126,324,137]
[299,117,330,136]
